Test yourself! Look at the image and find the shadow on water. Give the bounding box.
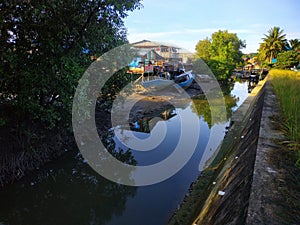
[0,81,249,225]
[0,149,137,225]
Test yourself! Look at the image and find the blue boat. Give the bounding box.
[174,70,194,89]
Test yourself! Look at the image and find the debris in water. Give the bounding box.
[218,191,225,196]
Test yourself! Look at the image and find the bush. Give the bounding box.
[274,51,299,69]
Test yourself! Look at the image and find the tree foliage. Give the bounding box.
[0,0,142,130]
[258,26,288,63]
[274,51,300,69]
[289,39,300,51]
[195,30,245,80]
[258,27,300,68]
[195,38,211,63]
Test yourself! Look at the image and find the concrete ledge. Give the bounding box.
[246,77,286,225]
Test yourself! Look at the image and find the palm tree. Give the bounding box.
[258,27,287,63]
[289,39,300,51]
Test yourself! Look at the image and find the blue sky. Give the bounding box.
[124,0,300,53]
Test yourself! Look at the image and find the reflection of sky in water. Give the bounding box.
[0,81,250,225]
[108,106,210,225]
[108,82,249,225]
[113,103,203,166]
[231,81,249,111]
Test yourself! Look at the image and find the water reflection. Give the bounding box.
[191,91,238,128]
[0,81,250,225]
[0,151,137,225]
[231,81,250,110]
[129,106,176,133]
[247,75,259,93]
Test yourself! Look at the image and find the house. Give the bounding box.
[131,40,193,64]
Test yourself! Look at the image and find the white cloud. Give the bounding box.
[127,27,257,53]
[127,24,300,54]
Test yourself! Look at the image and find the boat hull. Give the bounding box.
[174,70,194,89]
[141,70,194,90]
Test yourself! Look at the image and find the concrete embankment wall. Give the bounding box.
[246,79,286,225]
[192,77,267,225]
[168,76,283,225]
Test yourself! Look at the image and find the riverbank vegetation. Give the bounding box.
[256,28,300,165]
[0,0,142,186]
[269,68,300,224]
[195,30,246,80]
[269,69,300,166]
[258,27,300,69]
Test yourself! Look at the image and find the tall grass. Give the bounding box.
[269,69,300,167]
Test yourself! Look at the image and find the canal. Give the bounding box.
[0,81,249,225]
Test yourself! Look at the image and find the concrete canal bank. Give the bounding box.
[168,76,290,225]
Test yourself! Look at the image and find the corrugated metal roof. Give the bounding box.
[132,40,191,53]
[132,48,165,60]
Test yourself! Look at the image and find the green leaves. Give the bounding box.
[289,39,300,51]
[0,0,142,131]
[258,26,288,64]
[274,51,300,69]
[195,38,211,63]
[258,27,300,69]
[195,30,245,80]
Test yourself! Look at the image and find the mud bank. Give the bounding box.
[168,76,282,225]
[0,82,203,188]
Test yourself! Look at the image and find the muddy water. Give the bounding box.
[0,81,249,225]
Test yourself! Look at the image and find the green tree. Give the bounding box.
[209,30,245,65]
[195,37,211,62]
[195,30,245,80]
[0,0,142,130]
[258,26,287,63]
[208,30,245,80]
[274,51,300,69]
[289,39,300,51]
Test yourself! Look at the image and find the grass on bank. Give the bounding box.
[269,69,300,167]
